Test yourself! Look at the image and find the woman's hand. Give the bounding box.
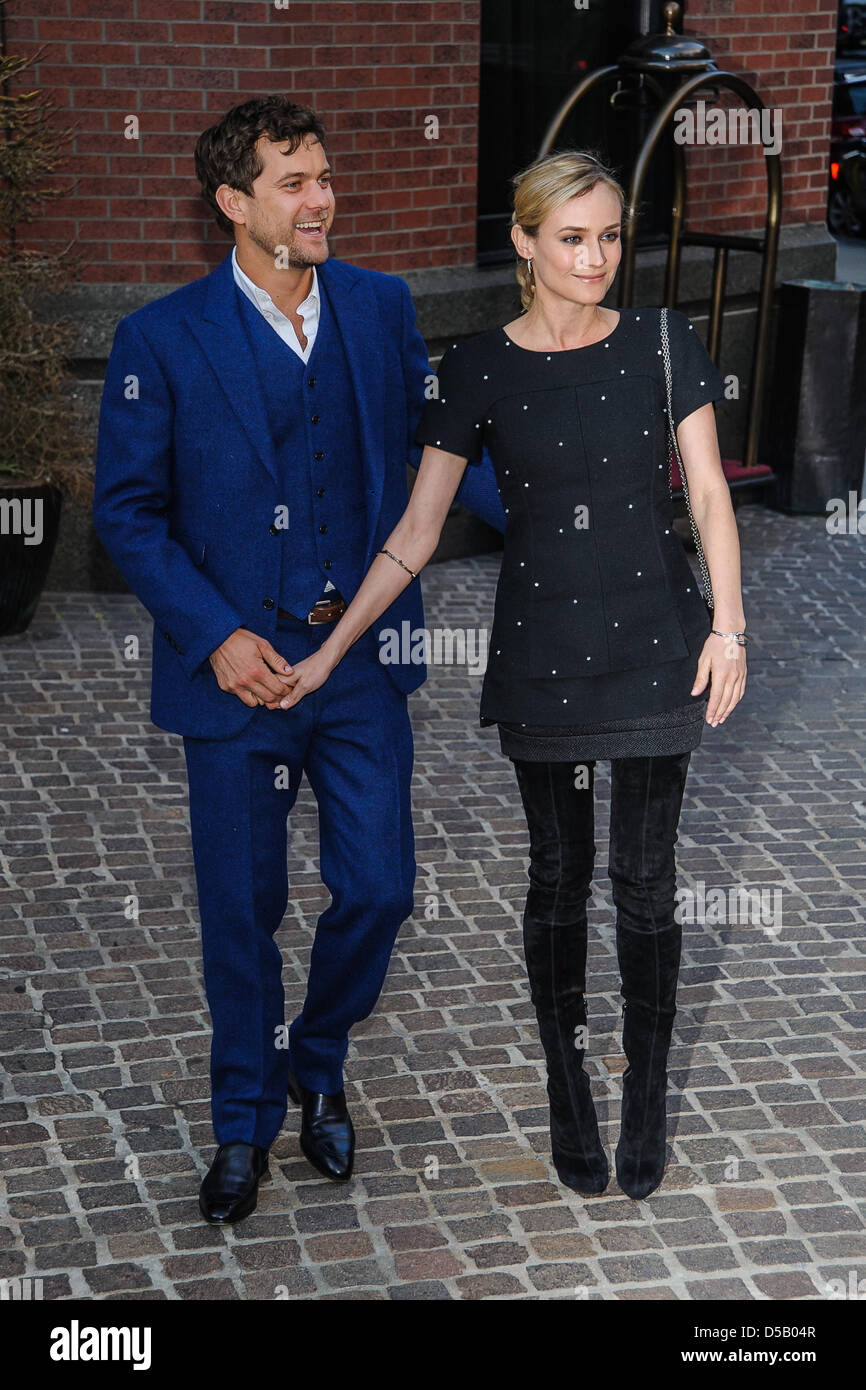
[266,646,338,710]
[691,633,747,726]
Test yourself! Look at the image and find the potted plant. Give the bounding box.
[0,32,91,636]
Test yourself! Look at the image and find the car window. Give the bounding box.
[850,84,866,116]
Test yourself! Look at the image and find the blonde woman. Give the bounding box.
[275,151,747,1201]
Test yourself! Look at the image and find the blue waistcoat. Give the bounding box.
[235,275,368,616]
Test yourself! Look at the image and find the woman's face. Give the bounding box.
[515,181,623,306]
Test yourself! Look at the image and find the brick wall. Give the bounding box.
[685,0,838,231]
[4,0,838,285]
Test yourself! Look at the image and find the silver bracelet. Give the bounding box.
[378,547,418,581]
[710,629,749,646]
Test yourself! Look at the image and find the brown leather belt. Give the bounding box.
[278,597,347,625]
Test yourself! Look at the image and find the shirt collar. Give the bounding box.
[231,245,319,318]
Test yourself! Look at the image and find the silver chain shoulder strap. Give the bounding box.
[660,306,714,611]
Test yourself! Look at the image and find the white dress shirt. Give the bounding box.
[231,246,335,594]
[231,245,320,362]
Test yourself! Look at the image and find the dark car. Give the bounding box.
[828,67,866,236]
[838,3,866,54]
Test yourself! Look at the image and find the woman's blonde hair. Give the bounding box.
[511,150,629,311]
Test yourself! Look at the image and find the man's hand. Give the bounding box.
[208,628,295,708]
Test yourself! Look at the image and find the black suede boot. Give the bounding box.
[514,760,609,1197]
[616,992,677,1199]
[534,975,609,1197]
[608,753,691,1201]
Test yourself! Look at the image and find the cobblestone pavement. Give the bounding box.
[1,504,865,1301]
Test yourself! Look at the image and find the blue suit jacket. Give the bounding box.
[93,251,505,739]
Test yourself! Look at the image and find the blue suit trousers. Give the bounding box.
[182,613,415,1148]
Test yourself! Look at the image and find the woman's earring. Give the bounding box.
[527,257,533,276]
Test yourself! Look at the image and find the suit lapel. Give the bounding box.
[185,252,387,541]
[317,258,386,551]
[186,252,278,484]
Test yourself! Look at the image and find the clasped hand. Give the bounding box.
[208,628,336,709]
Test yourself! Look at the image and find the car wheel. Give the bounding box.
[828,186,864,237]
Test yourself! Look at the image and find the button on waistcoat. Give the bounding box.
[235,278,367,616]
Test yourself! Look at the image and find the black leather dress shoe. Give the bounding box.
[199,1141,269,1223]
[287,1066,355,1182]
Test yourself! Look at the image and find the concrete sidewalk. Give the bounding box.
[1,503,864,1300]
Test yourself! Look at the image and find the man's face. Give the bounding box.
[232,133,335,267]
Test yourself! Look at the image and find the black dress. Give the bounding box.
[413,306,727,760]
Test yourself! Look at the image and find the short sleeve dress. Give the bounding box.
[413,307,727,761]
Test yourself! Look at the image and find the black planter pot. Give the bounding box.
[0,483,63,636]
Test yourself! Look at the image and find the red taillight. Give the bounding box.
[831,161,840,179]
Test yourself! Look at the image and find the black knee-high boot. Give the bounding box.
[514,760,609,1197]
[608,753,691,1201]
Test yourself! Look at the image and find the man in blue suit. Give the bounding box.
[93,97,505,1224]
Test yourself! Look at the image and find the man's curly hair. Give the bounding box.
[194,97,327,236]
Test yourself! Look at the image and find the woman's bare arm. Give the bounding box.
[674,402,747,726]
[675,403,746,633]
[275,445,472,706]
